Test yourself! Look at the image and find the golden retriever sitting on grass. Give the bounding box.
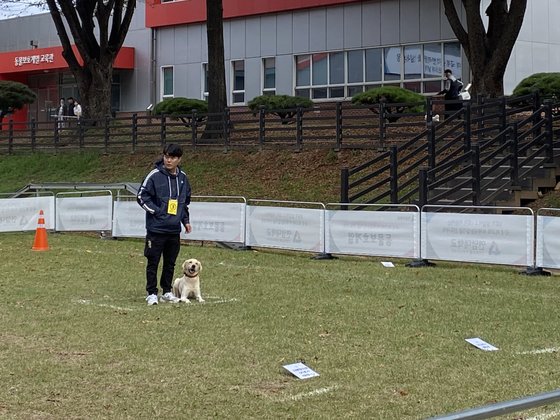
[172,258,204,303]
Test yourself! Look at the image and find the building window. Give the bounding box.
[328,52,345,98]
[404,45,422,80]
[383,47,401,81]
[202,63,208,100]
[347,50,364,97]
[263,57,275,95]
[294,42,461,99]
[161,66,174,99]
[295,55,310,98]
[423,43,443,93]
[365,48,382,83]
[444,42,462,76]
[347,50,363,84]
[312,53,328,86]
[232,60,245,104]
[423,43,442,78]
[111,73,121,113]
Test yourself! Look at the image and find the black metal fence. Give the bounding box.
[0,100,450,154]
[340,92,560,207]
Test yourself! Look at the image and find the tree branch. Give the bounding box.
[487,0,527,73]
[45,0,81,69]
[76,0,100,59]
[109,0,124,50]
[95,0,112,56]
[442,0,469,55]
[106,0,136,57]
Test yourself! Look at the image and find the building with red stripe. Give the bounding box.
[0,1,557,125]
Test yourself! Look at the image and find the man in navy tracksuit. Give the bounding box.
[137,144,192,305]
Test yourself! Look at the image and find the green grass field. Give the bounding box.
[2,232,560,419]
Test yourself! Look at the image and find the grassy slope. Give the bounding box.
[5,149,559,208]
[0,149,374,202]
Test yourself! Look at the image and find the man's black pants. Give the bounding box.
[144,231,181,295]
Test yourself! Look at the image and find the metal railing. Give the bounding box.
[0,101,428,154]
[342,92,560,208]
[428,388,560,419]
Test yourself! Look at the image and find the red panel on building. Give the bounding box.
[0,46,135,74]
[146,0,362,28]
[0,46,134,129]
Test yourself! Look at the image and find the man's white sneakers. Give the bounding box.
[160,292,180,303]
[146,294,158,306]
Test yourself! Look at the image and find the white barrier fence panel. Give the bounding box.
[325,204,419,258]
[245,202,324,252]
[55,191,113,232]
[112,196,247,241]
[536,209,560,269]
[186,199,246,243]
[422,207,534,266]
[112,199,146,238]
[0,195,55,232]
[0,192,547,271]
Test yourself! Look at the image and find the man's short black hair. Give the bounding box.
[163,143,183,157]
[444,69,453,74]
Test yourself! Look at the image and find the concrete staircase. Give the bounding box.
[428,150,560,207]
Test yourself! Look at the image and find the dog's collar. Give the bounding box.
[184,272,198,278]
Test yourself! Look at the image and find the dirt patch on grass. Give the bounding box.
[526,187,560,213]
[250,379,290,397]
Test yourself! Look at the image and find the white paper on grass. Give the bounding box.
[381,261,395,267]
[283,362,320,379]
[465,337,499,351]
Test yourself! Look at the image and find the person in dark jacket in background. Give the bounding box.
[438,68,463,118]
[137,143,192,305]
[66,97,75,117]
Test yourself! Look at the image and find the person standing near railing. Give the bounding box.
[73,99,82,120]
[56,98,67,128]
[438,68,463,118]
[66,97,75,119]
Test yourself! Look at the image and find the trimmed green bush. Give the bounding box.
[153,97,208,127]
[351,86,425,122]
[248,94,313,124]
[0,80,37,119]
[512,72,560,101]
[153,97,208,116]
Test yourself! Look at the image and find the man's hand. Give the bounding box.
[184,223,192,234]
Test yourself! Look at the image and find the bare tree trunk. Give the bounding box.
[443,0,527,98]
[45,0,135,120]
[202,0,227,140]
[75,61,113,120]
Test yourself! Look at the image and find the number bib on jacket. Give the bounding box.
[167,199,178,215]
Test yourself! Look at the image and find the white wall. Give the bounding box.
[504,0,560,93]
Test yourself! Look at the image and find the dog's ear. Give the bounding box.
[198,261,202,272]
[183,260,189,271]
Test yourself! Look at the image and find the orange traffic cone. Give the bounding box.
[32,210,49,251]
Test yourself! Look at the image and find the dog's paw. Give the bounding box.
[179,298,191,303]
[197,297,205,303]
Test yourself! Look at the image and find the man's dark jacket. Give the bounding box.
[137,159,191,234]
